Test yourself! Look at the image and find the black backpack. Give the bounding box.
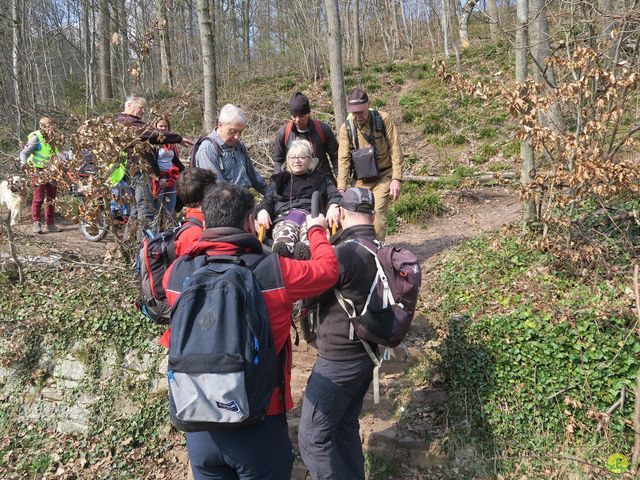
[166,254,279,431]
[189,136,222,165]
[136,217,203,325]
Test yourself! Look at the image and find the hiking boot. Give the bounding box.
[32,221,42,234]
[293,242,311,260]
[272,241,293,258]
[46,224,61,233]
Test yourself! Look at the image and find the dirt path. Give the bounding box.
[388,186,520,269]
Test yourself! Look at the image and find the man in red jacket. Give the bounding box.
[163,182,338,480]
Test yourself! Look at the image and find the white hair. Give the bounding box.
[124,95,145,109]
[218,104,248,126]
[286,139,319,172]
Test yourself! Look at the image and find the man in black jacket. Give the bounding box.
[273,92,339,180]
[298,187,379,480]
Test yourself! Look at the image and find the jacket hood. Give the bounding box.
[185,227,263,256]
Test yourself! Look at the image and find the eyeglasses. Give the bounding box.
[289,156,311,161]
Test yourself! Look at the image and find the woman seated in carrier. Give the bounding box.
[256,139,341,259]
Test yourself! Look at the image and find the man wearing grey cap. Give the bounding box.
[273,91,339,180]
[337,87,403,241]
[298,187,379,480]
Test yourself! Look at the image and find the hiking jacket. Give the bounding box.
[163,225,338,416]
[115,113,183,177]
[20,130,55,168]
[307,224,379,361]
[255,170,342,221]
[336,110,403,191]
[174,208,205,257]
[193,129,267,195]
[273,120,339,178]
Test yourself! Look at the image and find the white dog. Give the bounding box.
[0,176,27,226]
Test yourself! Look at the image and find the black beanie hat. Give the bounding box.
[289,92,311,116]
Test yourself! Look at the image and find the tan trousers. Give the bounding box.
[355,174,392,241]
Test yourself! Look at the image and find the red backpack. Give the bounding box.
[136,217,203,325]
[283,119,327,156]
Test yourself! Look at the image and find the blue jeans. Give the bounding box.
[298,356,374,480]
[154,188,177,215]
[186,414,295,480]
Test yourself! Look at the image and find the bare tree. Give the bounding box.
[198,0,217,131]
[242,0,251,65]
[516,0,536,227]
[158,0,174,90]
[324,0,347,129]
[487,0,499,40]
[441,0,451,57]
[98,0,113,101]
[458,0,477,49]
[12,0,21,137]
[353,0,361,68]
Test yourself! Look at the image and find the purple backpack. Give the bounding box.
[334,239,421,403]
[335,239,421,347]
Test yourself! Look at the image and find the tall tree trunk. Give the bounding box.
[98,0,113,101]
[352,0,361,67]
[197,0,217,132]
[242,0,250,65]
[118,0,129,96]
[12,0,21,138]
[159,0,174,90]
[441,0,450,57]
[324,0,347,130]
[516,0,536,228]
[459,0,477,48]
[487,0,498,40]
[390,0,400,51]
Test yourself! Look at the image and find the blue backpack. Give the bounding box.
[166,254,279,431]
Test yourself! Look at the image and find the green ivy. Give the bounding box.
[432,234,639,467]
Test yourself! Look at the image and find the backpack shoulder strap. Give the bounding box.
[371,110,387,140]
[175,216,203,239]
[347,117,359,150]
[283,121,293,146]
[311,119,327,144]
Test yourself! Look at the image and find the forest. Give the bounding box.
[0,0,640,478]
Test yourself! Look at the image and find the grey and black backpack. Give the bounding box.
[166,254,279,431]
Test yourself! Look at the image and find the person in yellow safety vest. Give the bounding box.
[19,117,61,234]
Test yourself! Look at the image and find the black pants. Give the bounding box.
[186,414,295,480]
[298,356,374,480]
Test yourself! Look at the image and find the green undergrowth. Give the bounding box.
[0,267,171,476]
[415,231,639,476]
[387,182,444,235]
[398,45,519,175]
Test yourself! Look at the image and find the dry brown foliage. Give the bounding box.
[438,42,640,265]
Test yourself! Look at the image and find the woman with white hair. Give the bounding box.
[192,104,267,194]
[256,139,341,259]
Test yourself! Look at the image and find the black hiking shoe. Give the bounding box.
[293,242,311,260]
[272,241,294,258]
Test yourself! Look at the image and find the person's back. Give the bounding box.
[298,187,380,480]
[173,167,217,256]
[19,117,61,233]
[163,182,338,480]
